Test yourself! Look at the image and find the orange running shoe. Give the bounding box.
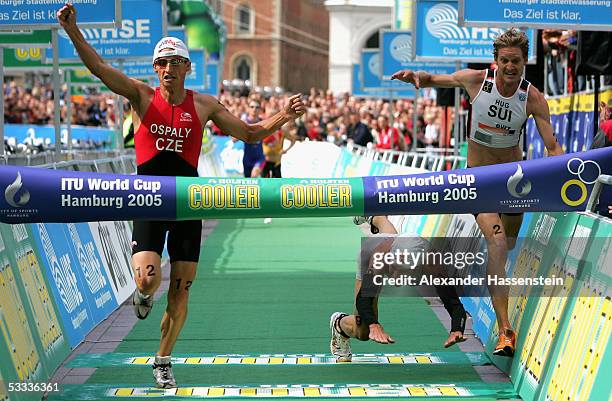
[493,329,516,357]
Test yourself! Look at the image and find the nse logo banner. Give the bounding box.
[0,147,610,224]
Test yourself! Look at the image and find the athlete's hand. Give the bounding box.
[368,323,395,344]
[284,94,306,119]
[57,3,77,30]
[391,70,420,89]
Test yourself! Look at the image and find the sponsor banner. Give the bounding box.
[176,176,363,220]
[28,223,95,347]
[2,47,81,69]
[0,223,72,400]
[87,221,135,304]
[459,0,612,31]
[46,0,162,61]
[0,167,176,223]
[1,147,612,223]
[362,147,612,216]
[413,0,536,63]
[0,0,119,28]
[361,49,416,97]
[380,30,458,80]
[0,29,51,47]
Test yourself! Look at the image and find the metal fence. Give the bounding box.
[346,143,467,171]
[1,150,136,174]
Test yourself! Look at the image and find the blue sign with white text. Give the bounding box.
[381,30,458,80]
[460,0,612,31]
[361,50,416,98]
[0,0,119,28]
[48,0,163,61]
[414,0,537,63]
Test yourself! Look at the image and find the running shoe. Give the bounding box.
[132,289,153,320]
[330,312,352,362]
[493,329,516,357]
[152,355,177,388]
[352,216,379,234]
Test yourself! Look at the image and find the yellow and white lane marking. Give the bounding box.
[128,353,440,366]
[109,384,471,398]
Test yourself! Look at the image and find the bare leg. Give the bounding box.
[158,261,197,356]
[476,213,512,332]
[132,251,162,295]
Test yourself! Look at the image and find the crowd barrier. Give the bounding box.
[284,140,610,401]
[526,87,612,159]
[3,124,117,152]
[0,156,137,401]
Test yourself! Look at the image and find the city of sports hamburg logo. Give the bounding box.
[507,165,532,198]
[390,34,412,63]
[501,164,538,211]
[561,158,601,207]
[425,4,501,41]
[5,172,30,208]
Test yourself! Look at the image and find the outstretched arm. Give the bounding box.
[530,88,563,156]
[57,3,149,104]
[209,94,306,143]
[391,68,482,91]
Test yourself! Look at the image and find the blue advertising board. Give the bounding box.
[352,64,370,97]
[380,30,458,80]
[413,0,537,63]
[459,0,612,31]
[0,0,120,28]
[47,0,163,61]
[28,223,118,348]
[200,61,219,96]
[185,50,206,90]
[361,49,416,98]
[168,26,187,46]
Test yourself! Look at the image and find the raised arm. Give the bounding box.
[529,87,564,156]
[57,4,149,105]
[391,68,483,93]
[209,94,306,143]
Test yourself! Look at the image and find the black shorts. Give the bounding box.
[262,161,282,178]
[132,220,202,263]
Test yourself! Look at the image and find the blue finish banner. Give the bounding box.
[0,0,119,28]
[1,147,611,223]
[413,0,537,63]
[459,0,612,31]
[380,30,458,80]
[48,0,163,61]
[361,50,416,98]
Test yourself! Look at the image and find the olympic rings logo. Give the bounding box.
[561,158,601,207]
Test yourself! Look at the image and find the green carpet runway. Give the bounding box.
[48,217,517,400]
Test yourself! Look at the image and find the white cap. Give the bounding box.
[152,37,190,63]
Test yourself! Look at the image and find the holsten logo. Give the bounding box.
[5,172,31,207]
[507,165,532,198]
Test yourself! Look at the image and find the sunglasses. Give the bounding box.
[155,58,189,67]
